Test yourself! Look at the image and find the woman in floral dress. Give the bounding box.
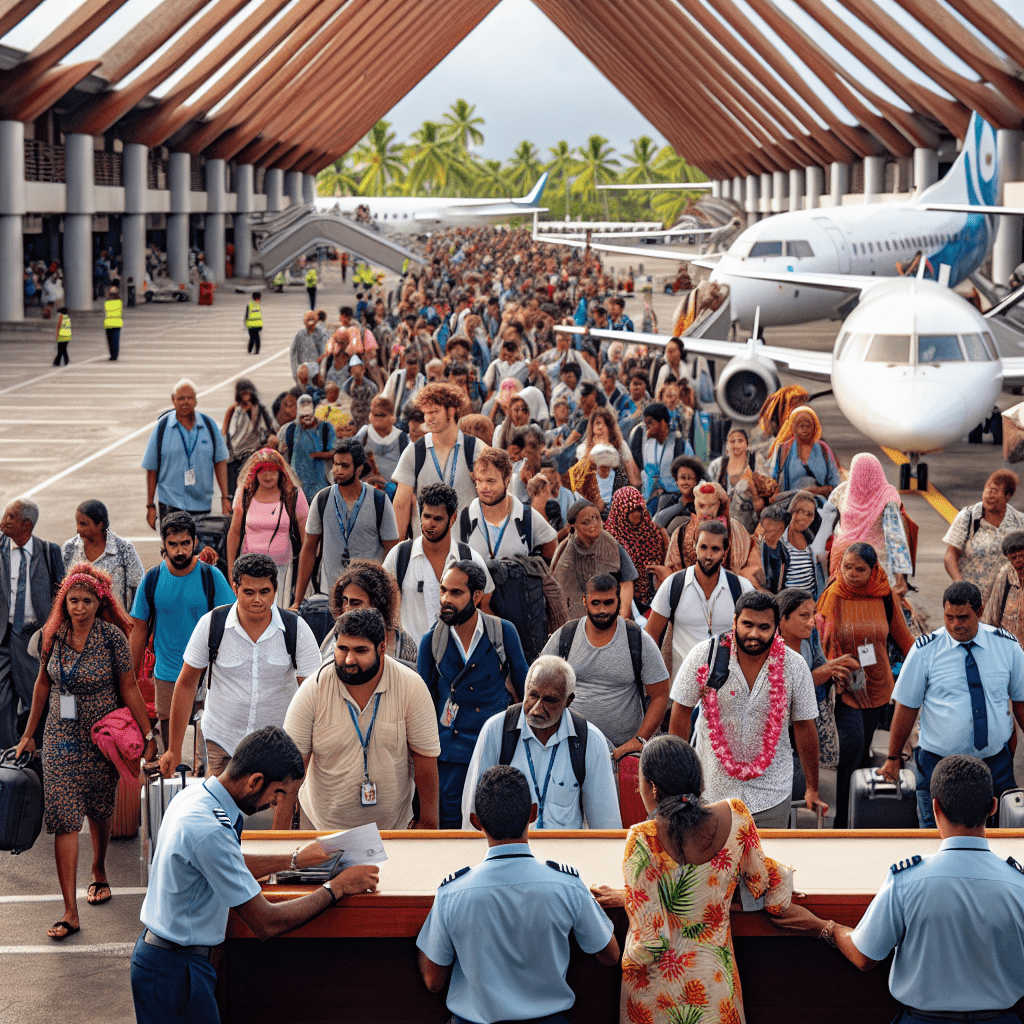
[611,736,793,1024]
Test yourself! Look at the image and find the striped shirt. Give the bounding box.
[783,540,817,591]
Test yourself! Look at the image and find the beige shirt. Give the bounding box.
[284,656,441,831]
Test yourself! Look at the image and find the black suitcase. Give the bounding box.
[848,767,919,828]
[299,594,335,646]
[193,514,232,579]
[0,748,44,853]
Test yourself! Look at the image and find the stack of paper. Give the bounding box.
[316,822,388,867]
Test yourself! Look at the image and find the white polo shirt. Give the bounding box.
[462,496,556,561]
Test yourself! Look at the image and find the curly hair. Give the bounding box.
[583,406,624,456]
[330,559,400,631]
[42,562,132,658]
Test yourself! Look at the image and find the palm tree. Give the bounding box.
[622,135,660,184]
[651,146,709,225]
[406,121,456,194]
[316,156,358,197]
[543,140,578,219]
[352,120,405,196]
[474,159,511,198]
[507,140,541,193]
[442,99,484,152]
[573,134,620,219]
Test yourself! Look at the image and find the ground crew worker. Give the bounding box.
[245,290,263,354]
[104,285,122,361]
[131,726,379,1024]
[305,265,318,310]
[53,306,71,366]
[417,765,619,1024]
[273,270,286,292]
[341,251,348,282]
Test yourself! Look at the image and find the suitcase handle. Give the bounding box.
[869,771,905,800]
[0,747,33,769]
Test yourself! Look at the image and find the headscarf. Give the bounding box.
[42,562,132,657]
[829,454,900,576]
[770,405,821,455]
[816,554,892,648]
[605,487,665,607]
[758,385,809,437]
[238,446,300,498]
[496,376,523,412]
[549,500,622,618]
[519,385,549,425]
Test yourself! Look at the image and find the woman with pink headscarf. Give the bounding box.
[826,453,913,597]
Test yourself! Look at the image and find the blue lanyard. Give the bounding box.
[56,623,93,693]
[429,441,460,487]
[523,740,560,829]
[333,486,367,557]
[347,693,382,780]
[175,423,199,468]
[479,505,513,559]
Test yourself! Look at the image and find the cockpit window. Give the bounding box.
[961,333,992,361]
[917,335,963,362]
[749,241,783,257]
[728,238,754,258]
[786,240,813,258]
[864,334,911,363]
[838,331,873,361]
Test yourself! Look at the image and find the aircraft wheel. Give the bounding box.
[917,463,929,492]
[899,463,911,490]
[968,424,984,444]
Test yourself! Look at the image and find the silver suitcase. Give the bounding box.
[141,765,202,876]
[999,788,1024,828]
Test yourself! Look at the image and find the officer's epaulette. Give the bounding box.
[994,627,1018,642]
[914,632,938,649]
[890,855,922,875]
[546,860,580,877]
[439,867,470,887]
[211,807,233,830]
[1007,856,1024,875]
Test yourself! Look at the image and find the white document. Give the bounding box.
[316,822,388,866]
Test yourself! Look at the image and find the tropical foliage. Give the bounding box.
[315,99,707,223]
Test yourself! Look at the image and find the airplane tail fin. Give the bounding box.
[514,171,549,207]
[912,111,999,208]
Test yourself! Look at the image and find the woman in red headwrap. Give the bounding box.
[15,563,152,940]
[605,487,670,612]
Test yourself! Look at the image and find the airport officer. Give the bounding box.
[417,765,619,1024]
[132,726,378,1024]
[103,284,122,361]
[244,290,263,354]
[305,265,318,310]
[881,581,1024,827]
[817,755,1024,1024]
[53,305,71,366]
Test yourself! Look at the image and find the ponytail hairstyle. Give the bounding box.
[639,735,710,852]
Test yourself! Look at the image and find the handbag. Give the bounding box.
[91,707,145,785]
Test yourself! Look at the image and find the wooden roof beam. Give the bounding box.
[0,0,45,40]
[944,0,1024,74]
[1,60,101,122]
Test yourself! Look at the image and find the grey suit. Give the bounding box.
[0,534,64,748]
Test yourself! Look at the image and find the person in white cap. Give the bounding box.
[341,354,378,431]
[279,395,334,502]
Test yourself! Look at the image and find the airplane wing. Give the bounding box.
[715,264,883,295]
[416,205,548,220]
[556,227,719,239]
[534,234,694,262]
[921,203,1023,216]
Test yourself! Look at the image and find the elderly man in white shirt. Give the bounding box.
[159,554,323,778]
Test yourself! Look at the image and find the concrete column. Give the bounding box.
[265,168,284,212]
[0,120,26,320]
[732,176,743,207]
[806,166,825,209]
[719,178,730,201]
[302,172,316,204]
[234,163,253,280]
[204,157,226,283]
[711,179,721,198]
[830,162,850,206]
[285,170,302,207]
[789,168,805,212]
[993,129,1024,286]
[64,133,95,312]
[168,151,190,285]
[913,148,938,194]
[863,156,885,201]
[772,170,788,213]
[122,142,147,296]
[759,172,772,218]
[744,174,760,221]
[895,156,913,194]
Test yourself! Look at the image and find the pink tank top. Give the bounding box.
[241,491,309,565]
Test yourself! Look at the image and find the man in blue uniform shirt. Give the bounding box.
[417,765,619,1024]
[132,726,378,1024]
[881,582,1024,826]
[816,755,1024,1024]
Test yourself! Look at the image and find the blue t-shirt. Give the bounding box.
[130,561,235,681]
[141,413,229,512]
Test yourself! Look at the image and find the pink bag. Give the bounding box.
[91,707,145,785]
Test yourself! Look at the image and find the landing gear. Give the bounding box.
[969,409,1004,445]
[899,455,927,491]
[899,463,911,490]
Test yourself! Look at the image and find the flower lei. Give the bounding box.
[698,631,788,781]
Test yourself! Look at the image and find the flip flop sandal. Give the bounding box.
[87,882,112,905]
[49,921,80,941]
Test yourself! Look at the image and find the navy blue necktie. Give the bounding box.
[233,816,244,845]
[961,642,988,750]
[12,546,26,634]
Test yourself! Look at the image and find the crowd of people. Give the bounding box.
[6,224,1024,1024]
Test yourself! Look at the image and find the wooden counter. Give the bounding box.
[218,828,1024,1024]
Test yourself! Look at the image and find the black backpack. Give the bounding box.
[652,569,744,646]
[205,604,298,682]
[483,556,549,663]
[283,419,333,458]
[141,561,217,639]
[314,485,388,545]
[393,539,474,591]
[412,433,477,482]
[557,617,648,710]
[499,702,588,793]
[458,502,534,555]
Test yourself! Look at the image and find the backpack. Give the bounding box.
[557,617,648,711]
[424,614,510,701]
[482,555,551,662]
[458,501,533,555]
[413,433,477,485]
[314,484,388,546]
[393,539,474,591]
[141,561,217,639]
[206,604,299,683]
[153,411,220,488]
[499,702,588,793]
[667,569,742,625]
[283,419,333,459]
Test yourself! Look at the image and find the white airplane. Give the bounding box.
[316,173,548,232]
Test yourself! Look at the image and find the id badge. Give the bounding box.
[59,694,77,720]
[857,643,877,667]
[360,780,378,806]
[441,698,459,728]
[184,467,196,486]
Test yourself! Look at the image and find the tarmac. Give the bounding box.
[0,256,1020,1023]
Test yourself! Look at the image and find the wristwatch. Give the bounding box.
[322,881,339,906]
[290,848,300,871]
[635,735,647,747]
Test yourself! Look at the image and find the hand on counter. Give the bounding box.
[590,885,626,909]
[329,865,380,899]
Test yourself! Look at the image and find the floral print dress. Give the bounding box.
[620,800,793,1024]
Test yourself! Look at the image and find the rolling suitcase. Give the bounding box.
[999,788,1024,828]
[847,767,918,828]
[110,773,141,839]
[299,594,335,646]
[0,748,44,854]
[615,754,648,827]
[141,765,200,868]
[193,514,232,578]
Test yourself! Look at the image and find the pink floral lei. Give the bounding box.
[698,631,788,781]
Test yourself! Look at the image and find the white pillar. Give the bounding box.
[0,120,25,320]
[806,166,825,209]
[719,178,730,201]
[234,163,253,279]
[302,172,316,204]
[168,151,190,285]
[285,170,302,207]
[759,172,772,219]
[711,179,721,198]
[863,156,885,201]
[122,142,147,298]
[772,170,788,213]
[744,174,759,222]
[993,129,1024,286]
[913,148,938,194]
[265,168,284,212]
[732,176,743,207]
[205,157,225,283]
[64,133,95,312]
[789,168,805,212]
[830,162,850,206]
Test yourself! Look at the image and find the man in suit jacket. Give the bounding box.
[0,499,64,748]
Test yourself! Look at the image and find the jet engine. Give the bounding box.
[715,356,780,422]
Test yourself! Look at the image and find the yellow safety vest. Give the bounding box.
[103,299,122,328]
[57,313,71,341]
[401,258,410,274]
[273,271,286,286]
[245,301,263,328]
[305,268,318,287]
